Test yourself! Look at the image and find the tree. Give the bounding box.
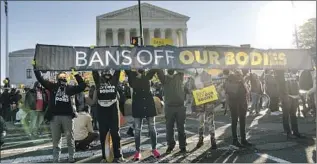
[295,18,316,49]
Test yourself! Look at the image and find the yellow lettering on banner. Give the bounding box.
[263,53,269,65]
[195,51,208,64]
[209,51,220,64]
[251,52,262,65]
[179,50,194,64]
[225,52,235,65]
[236,52,249,65]
[192,85,219,106]
[278,53,287,65]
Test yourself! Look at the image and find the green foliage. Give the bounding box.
[296,18,316,49]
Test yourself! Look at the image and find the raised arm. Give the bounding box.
[111,70,121,85]
[125,70,137,88]
[68,74,87,96]
[156,70,166,84]
[34,70,55,90]
[145,69,158,80]
[92,71,100,87]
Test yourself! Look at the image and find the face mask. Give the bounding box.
[138,69,145,74]
[167,70,175,75]
[58,78,67,85]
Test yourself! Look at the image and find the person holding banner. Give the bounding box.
[125,69,161,161]
[224,69,252,148]
[33,60,86,163]
[190,69,217,149]
[91,70,124,163]
[156,69,187,154]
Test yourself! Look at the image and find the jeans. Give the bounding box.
[30,110,44,135]
[50,115,75,163]
[251,92,261,113]
[281,96,299,134]
[196,103,215,138]
[134,117,157,151]
[229,99,247,141]
[164,105,186,149]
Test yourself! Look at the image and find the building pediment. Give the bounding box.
[97,3,189,21]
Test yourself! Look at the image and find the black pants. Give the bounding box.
[281,96,299,134]
[75,132,99,150]
[119,101,125,116]
[90,106,98,130]
[164,105,186,149]
[97,103,122,159]
[228,99,247,141]
[269,96,279,112]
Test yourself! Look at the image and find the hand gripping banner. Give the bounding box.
[34,44,314,71]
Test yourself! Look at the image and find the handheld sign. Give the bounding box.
[192,85,219,106]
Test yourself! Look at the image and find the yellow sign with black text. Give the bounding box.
[150,38,173,46]
[192,85,219,106]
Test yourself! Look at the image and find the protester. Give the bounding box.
[88,85,98,130]
[306,68,316,117]
[118,82,127,116]
[26,82,49,136]
[264,70,280,114]
[33,60,86,163]
[0,115,6,147]
[246,73,263,115]
[190,69,217,149]
[91,70,124,163]
[275,70,303,139]
[125,69,160,160]
[225,69,252,148]
[0,89,10,121]
[74,105,99,151]
[157,69,187,154]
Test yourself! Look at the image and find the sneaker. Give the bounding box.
[127,127,134,137]
[232,140,244,148]
[100,159,107,163]
[134,151,141,161]
[179,148,187,154]
[211,138,217,149]
[152,149,160,158]
[113,157,125,163]
[165,146,174,154]
[241,140,252,147]
[286,133,296,139]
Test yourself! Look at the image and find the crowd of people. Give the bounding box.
[0,58,315,163]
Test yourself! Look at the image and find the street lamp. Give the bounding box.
[138,0,144,46]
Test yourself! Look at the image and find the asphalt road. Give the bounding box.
[0,108,316,163]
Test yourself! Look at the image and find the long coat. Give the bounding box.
[125,70,157,118]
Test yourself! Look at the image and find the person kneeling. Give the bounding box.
[74,105,99,151]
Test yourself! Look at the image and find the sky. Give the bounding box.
[0,1,316,80]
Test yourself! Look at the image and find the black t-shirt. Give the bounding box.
[97,83,117,100]
[53,87,73,116]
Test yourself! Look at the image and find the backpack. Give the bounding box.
[299,70,313,90]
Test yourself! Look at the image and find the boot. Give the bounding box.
[211,137,217,149]
[196,136,204,148]
[241,139,252,147]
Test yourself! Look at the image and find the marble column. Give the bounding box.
[99,29,106,46]
[172,29,178,46]
[183,28,188,46]
[149,29,155,44]
[160,29,165,39]
[112,28,119,46]
[124,28,130,45]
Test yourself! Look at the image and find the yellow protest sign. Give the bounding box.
[119,71,126,82]
[192,85,218,106]
[150,38,173,46]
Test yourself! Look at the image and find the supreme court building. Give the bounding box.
[96,3,190,46]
